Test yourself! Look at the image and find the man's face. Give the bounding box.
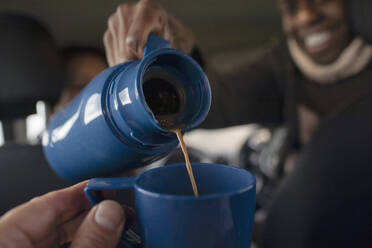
[278,0,353,64]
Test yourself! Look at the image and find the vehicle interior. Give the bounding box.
[0,0,371,247]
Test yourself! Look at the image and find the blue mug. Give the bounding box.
[85,163,256,248]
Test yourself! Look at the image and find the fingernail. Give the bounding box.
[94,200,124,231]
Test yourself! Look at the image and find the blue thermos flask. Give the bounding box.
[43,34,211,182]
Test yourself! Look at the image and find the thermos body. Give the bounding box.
[43,35,211,181]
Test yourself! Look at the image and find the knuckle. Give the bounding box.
[116,5,126,15]
[103,31,110,42]
[158,12,168,26]
[125,36,137,49]
[107,15,114,26]
[28,196,42,204]
[107,15,117,28]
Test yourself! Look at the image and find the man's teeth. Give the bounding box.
[304,32,331,49]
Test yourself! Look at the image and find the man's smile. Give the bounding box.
[303,30,332,53]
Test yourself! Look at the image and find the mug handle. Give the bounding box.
[85,177,142,248]
[143,33,171,57]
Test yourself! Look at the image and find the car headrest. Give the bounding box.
[348,0,372,43]
[0,13,63,119]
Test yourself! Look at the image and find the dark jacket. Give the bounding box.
[201,40,372,247]
[203,40,372,150]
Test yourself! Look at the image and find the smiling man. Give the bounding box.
[280,0,353,64]
[280,0,372,84]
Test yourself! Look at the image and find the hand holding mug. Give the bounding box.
[0,182,128,248]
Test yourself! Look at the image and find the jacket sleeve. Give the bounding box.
[201,45,286,129]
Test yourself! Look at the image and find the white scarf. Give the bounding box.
[288,37,372,84]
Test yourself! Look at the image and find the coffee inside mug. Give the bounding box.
[136,163,255,197]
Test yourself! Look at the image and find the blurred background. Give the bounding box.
[0,0,282,57]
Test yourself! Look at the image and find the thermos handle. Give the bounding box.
[85,178,142,248]
[143,33,171,57]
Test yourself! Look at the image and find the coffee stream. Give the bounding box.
[143,78,199,196]
[174,129,199,196]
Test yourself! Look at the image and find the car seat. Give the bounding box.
[0,13,71,215]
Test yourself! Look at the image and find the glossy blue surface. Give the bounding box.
[86,163,256,248]
[43,35,211,181]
